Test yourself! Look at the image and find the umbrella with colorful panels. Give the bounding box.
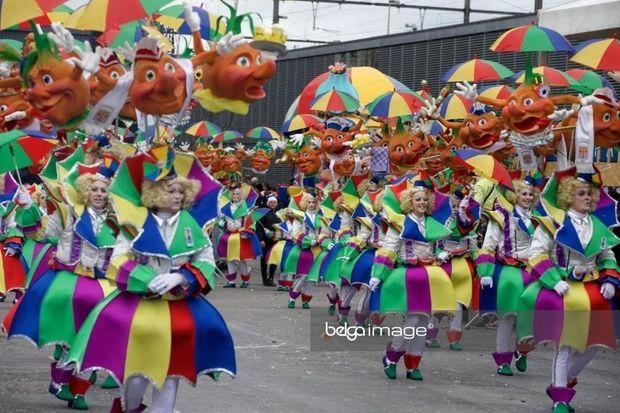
[570,37,620,71]
[441,58,514,83]
[246,127,280,140]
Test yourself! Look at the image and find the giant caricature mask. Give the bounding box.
[24,33,91,127]
[90,49,136,121]
[388,126,428,175]
[310,117,362,158]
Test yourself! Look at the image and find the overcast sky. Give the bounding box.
[66,0,575,48]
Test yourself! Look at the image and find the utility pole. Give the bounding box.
[534,0,544,12]
[464,0,471,23]
[273,0,279,24]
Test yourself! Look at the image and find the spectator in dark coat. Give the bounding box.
[256,195,281,286]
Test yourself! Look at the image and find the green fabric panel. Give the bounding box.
[38,271,78,346]
[15,204,42,228]
[477,263,495,278]
[516,282,542,340]
[168,211,208,257]
[192,260,215,290]
[306,251,327,283]
[380,267,407,313]
[283,247,301,275]
[496,265,527,317]
[127,265,157,294]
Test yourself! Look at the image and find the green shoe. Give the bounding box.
[449,341,463,351]
[327,304,336,315]
[497,364,514,376]
[302,302,310,309]
[339,317,348,326]
[55,384,74,402]
[223,283,236,288]
[382,357,397,379]
[88,371,97,385]
[514,352,527,372]
[240,282,249,288]
[53,345,64,361]
[69,395,89,410]
[552,402,570,413]
[287,300,295,309]
[406,369,423,381]
[207,371,221,381]
[277,286,286,291]
[100,375,118,389]
[425,339,441,349]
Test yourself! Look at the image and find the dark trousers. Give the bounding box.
[260,241,276,284]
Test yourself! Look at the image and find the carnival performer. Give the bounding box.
[284,191,324,309]
[0,173,26,304]
[427,188,480,351]
[370,179,455,380]
[62,163,236,413]
[217,183,262,288]
[518,168,618,413]
[475,177,538,376]
[266,207,297,291]
[3,164,118,410]
[307,191,353,317]
[340,187,386,326]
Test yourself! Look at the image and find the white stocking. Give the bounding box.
[449,303,465,331]
[552,346,571,387]
[496,314,517,353]
[151,377,179,413]
[124,376,149,411]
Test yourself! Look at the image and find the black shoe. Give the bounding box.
[267,278,275,287]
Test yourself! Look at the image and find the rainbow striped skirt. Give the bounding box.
[283,245,322,277]
[267,239,295,272]
[0,241,27,295]
[217,231,261,261]
[479,263,533,318]
[517,279,616,352]
[3,269,116,348]
[369,264,456,315]
[440,256,474,308]
[341,248,376,287]
[63,291,236,388]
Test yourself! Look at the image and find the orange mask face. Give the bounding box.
[26,57,90,127]
[502,84,555,136]
[220,153,242,174]
[251,149,272,173]
[0,92,33,131]
[311,122,361,157]
[203,44,276,103]
[130,56,187,115]
[333,153,356,177]
[91,64,125,104]
[459,112,503,150]
[592,102,620,148]
[195,146,221,173]
[295,144,322,175]
[388,131,428,174]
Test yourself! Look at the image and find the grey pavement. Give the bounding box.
[0,280,618,413]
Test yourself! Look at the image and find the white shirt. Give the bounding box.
[514,205,532,229]
[153,211,181,248]
[407,212,426,236]
[87,206,107,234]
[567,208,592,248]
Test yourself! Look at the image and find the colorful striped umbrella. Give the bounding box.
[454,149,513,189]
[155,5,225,41]
[310,88,360,114]
[186,121,222,138]
[426,120,446,136]
[566,69,613,94]
[293,67,414,117]
[441,58,514,82]
[570,38,620,71]
[46,4,73,24]
[513,66,579,88]
[281,114,322,134]
[97,21,144,47]
[0,0,65,30]
[65,0,170,33]
[246,127,280,140]
[479,84,514,100]
[211,130,243,143]
[438,93,473,121]
[365,90,425,119]
[0,130,58,179]
[490,24,574,53]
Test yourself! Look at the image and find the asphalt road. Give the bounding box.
[0,280,618,413]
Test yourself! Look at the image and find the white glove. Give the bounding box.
[580,94,604,106]
[183,2,201,32]
[455,81,478,100]
[179,142,191,151]
[480,277,493,289]
[289,133,305,147]
[327,242,335,251]
[49,22,75,53]
[548,109,574,122]
[226,223,237,232]
[68,41,102,76]
[0,64,11,78]
[3,246,17,257]
[117,41,136,64]
[148,272,187,295]
[369,277,381,291]
[270,139,286,150]
[216,32,247,56]
[420,98,438,119]
[17,188,32,208]
[4,111,26,121]
[553,280,570,296]
[600,282,616,300]
[437,251,450,263]
[606,71,620,83]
